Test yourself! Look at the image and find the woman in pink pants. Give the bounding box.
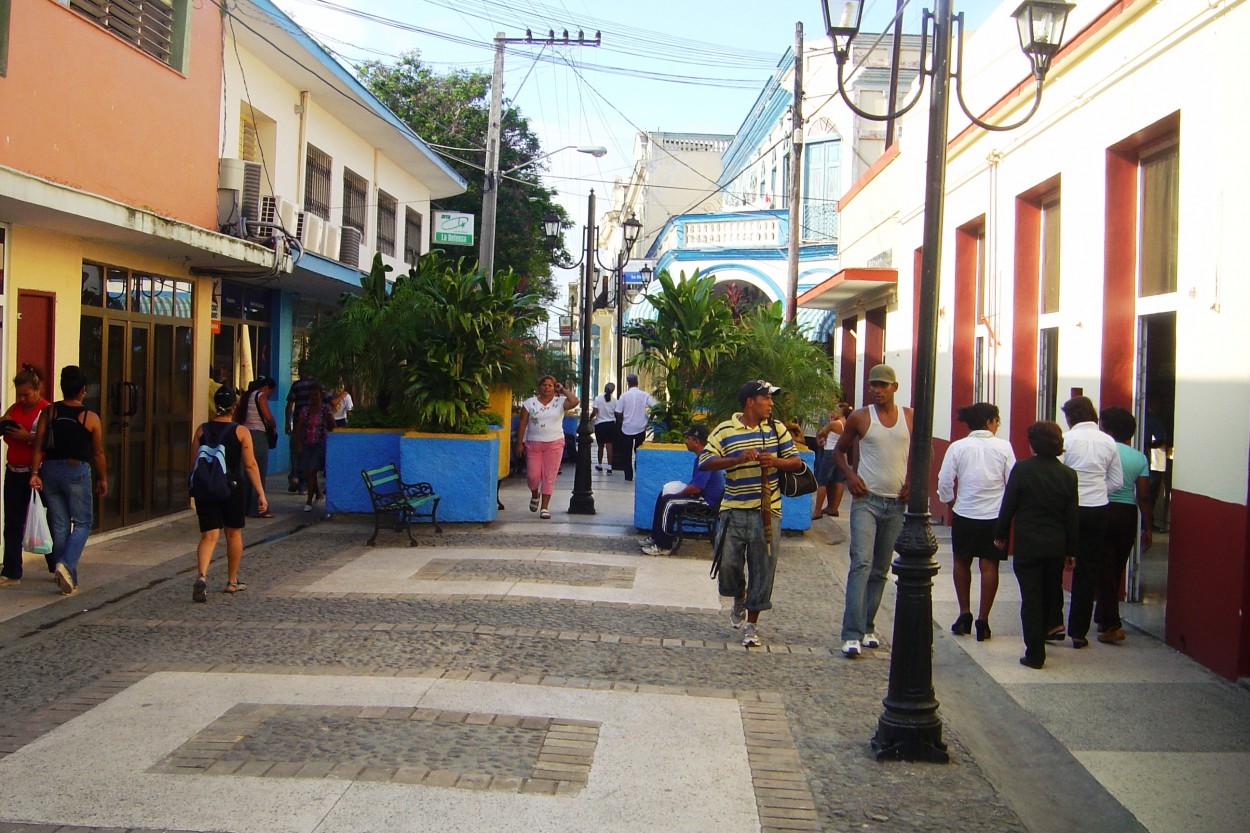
[515,376,579,519]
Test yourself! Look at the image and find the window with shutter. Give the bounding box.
[376,191,397,257]
[304,144,332,221]
[404,208,423,265]
[342,168,368,234]
[68,0,184,70]
[239,113,260,163]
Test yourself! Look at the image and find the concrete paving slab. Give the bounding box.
[1074,751,1250,833]
[300,546,720,609]
[0,671,756,833]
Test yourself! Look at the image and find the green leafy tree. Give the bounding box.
[624,269,742,438]
[357,53,570,299]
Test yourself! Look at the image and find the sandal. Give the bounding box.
[255,512,275,519]
[540,509,551,519]
[224,580,247,594]
[529,497,540,512]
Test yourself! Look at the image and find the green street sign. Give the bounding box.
[433,211,474,246]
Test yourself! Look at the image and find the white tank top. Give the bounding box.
[859,405,910,497]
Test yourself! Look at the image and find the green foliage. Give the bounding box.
[510,344,580,402]
[305,252,542,434]
[624,269,741,434]
[702,301,842,431]
[357,53,571,298]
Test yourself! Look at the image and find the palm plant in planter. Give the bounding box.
[307,252,542,433]
[624,268,741,440]
[702,301,842,434]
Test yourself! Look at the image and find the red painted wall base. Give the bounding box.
[1165,490,1250,681]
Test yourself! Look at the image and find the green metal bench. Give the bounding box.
[670,501,719,555]
[361,464,442,546]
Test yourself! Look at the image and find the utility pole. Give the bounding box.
[479,29,602,287]
[785,22,804,324]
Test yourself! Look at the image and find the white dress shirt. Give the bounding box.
[1061,421,1123,507]
[937,430,1016,520]
[617,387,656,435]
[592,395,617,425]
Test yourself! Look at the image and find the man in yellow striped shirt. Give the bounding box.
[699,380,804,648]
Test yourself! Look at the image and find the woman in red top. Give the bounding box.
[0,364,49,586]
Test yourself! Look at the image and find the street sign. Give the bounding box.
[433,211,474,246]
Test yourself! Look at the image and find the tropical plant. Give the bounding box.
[305,252,543,432]
[624,269,742,439]
[701,301,842,435]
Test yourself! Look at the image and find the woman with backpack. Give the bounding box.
[29,366,108,596]
[189,385,267,602]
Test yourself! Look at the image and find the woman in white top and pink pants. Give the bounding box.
[515,375,579,519]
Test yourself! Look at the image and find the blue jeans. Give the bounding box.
[841,492,905,641]
[41,460,94,586]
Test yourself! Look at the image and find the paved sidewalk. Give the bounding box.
[0,464,1244,833]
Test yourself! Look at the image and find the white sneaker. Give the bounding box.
[730,597,747,629]
[638,536,655,547]
[841,639,862,658]
[742,623,761,647]
[640,543,671,556]
[862,632,880,648]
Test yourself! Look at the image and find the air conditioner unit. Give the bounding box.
[259,195,298,238]
[339,226,363,268]
[299,212,325,254]
[216,158,245,236]
[322,224,342,260]
[240,160,262,228]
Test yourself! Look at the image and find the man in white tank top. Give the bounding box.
[832,364,914,658]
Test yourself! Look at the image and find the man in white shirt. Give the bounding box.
[1060,395,1123,648]
[614,374,656,482]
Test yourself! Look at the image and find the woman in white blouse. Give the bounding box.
[514,375,579,519]
[937,402,1016,641]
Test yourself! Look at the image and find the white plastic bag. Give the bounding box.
[22,491,53,555]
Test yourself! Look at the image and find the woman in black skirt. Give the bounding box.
[937,402,1016,641]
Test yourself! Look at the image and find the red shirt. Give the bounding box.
[3,398,49,468]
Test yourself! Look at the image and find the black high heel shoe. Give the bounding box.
[974,619,991,641]
[951,612,973,635]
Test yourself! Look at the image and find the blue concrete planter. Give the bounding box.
[633,444,815,532]
[400,432,499,523]
[326,429,403,513]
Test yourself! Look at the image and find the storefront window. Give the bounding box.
[82,263,103,307]
[106,267,128,310]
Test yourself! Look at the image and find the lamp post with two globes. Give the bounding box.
[818,0,1075,762]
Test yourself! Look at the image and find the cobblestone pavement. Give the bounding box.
[0,509,1040,833]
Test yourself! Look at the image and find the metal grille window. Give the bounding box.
[304,144,331,221]
[342,168,368,234]
[69,0,183,68]
[376,191,397,257]
[404,207,423,266]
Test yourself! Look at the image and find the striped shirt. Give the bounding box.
[699,414,798,515]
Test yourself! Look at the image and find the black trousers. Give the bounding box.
[2,468,32,579]
[1096,502,1138,631]
[615,430,645,481]
[1015,556,1065,664]
[1067,504,1109,640]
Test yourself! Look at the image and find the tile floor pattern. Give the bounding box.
[415,557,637,589]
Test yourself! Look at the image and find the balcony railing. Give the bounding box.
[684,216,783,248]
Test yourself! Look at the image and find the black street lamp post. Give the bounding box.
[543,196,642,515]
[819,0,1074,762]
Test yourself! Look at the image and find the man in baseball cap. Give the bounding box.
[698,379,804,648]
[833,363,913,658]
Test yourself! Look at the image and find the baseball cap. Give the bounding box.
[867,364,897,384]
[682,424,709,442]
[738,379,781,405]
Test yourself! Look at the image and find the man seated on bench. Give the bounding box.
[640,424,725,556]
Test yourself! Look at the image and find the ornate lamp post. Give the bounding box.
[819,0,1074,762]
[543,197,643,514]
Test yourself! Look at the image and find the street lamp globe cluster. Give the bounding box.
[817,0,1073,762]
[543,196,643,514]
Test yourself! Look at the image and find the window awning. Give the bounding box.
[796,267,897,312]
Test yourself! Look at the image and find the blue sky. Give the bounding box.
[270,0,1001,300]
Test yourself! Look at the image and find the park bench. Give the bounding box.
[360,463,442,546]
[670,501,719,555]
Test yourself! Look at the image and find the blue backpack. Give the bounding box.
[189,422,237,501]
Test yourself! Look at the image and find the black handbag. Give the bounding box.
[769,418,818,498]
[779,460,818,498]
